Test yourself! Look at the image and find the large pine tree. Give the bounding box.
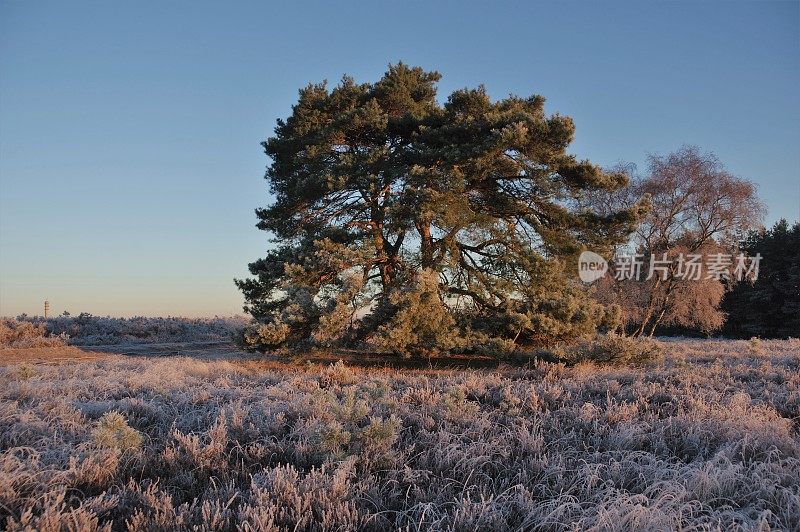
[236,64,642,355]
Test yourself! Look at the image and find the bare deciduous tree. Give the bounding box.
[587,146,765,337]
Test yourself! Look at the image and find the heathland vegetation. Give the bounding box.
[1,340,798,530]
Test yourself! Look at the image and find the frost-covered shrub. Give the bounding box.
[319,360,358,388]
[240,321,290,349]
[748,336,764,355]
[92,412,143,451]
[166,412,228,476]
[559,333,663,366]
[358,415,400,452]
[329,388,370,423]
[0,318,68,348]
[314,421,352,458]
[15,363,35,380]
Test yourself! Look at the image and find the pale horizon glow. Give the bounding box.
[1,1,798,317]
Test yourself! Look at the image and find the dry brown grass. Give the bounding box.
[0,339,798,530]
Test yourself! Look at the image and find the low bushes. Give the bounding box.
[8,315,248,346]
[0,318,68,348]
[555,334,663,366]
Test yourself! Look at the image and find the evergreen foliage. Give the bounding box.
[722,219,800,338]
[236,64,643,355]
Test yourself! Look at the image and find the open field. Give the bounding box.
[1,339,798,531]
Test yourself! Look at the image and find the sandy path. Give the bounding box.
[0,345,110,364]
[0,341,246,364]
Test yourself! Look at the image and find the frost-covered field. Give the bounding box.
[1,339,798,531]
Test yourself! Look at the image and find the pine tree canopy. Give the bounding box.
[722,219,800,338]
[236,63,644,356]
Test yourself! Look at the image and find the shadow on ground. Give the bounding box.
[1,341,551,370]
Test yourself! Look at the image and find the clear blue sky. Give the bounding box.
[1,1,798,317]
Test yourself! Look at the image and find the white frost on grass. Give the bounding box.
[0,339,798,530]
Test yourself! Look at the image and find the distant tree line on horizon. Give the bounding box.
[3,315,247,347]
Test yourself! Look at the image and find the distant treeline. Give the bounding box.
[720,219,800,339]
[9,315,248,346]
